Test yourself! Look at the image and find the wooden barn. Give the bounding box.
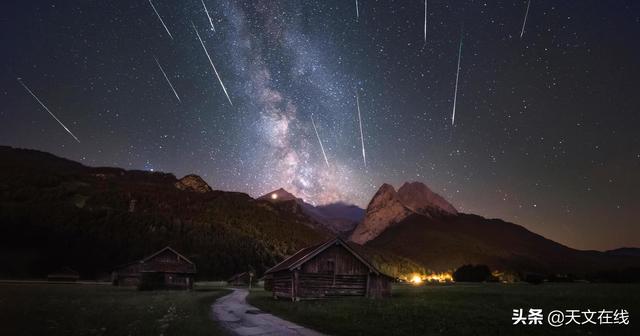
[228,272,253,286]
[112,247,196,290]
[263,237,392,300]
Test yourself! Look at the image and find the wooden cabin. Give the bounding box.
[228,272,253,286]
[263,237,392,300]
[112,247,196,290]
[47,267,80,282]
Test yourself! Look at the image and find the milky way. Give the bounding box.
[217,1,362,205]
[2,0,640,250]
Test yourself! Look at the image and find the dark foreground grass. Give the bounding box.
[0,283,229,336]
[249,283,640,336]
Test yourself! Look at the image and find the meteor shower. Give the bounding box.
[1,1,639,336]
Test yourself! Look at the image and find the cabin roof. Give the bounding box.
[264,237,382,275]
[141,246,195,265]
[113,247,196,273]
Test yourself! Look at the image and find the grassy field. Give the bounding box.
[0,283,229,336]
[249,283,639,336]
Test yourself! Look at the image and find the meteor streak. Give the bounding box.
[153,55,181,102]
[201,0,216,32]
[148,0,173,40]
[520,0,531,39]
[451,36,462,126]
[355,0,359,20]
[311,114,330,169]
[17,78,80,143]
[424,0,427,43]
[356,91,366,168]
[192,22,233,106]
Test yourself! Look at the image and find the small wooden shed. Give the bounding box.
[228,272,253,286]
[263,237,392,300]
[112,247,196,290]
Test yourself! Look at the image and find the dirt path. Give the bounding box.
[212,288,326,336]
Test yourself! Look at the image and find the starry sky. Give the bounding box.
[1,0,639,251]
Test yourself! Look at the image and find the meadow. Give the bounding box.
[249,282,640,336]
[0,283,228,336]
[2,282,638,336]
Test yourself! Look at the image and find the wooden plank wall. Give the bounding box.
[297,273,367,297]
[367,274,392,298]
[272,271,293,298]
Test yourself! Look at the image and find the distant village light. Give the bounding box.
[406,272,453,284]
[424,272,454,283]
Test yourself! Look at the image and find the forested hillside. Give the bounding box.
[0,146,425,280]
[0,146,328,279]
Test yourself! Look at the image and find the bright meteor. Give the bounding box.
[520,0,531,39]
[424,0,427,43]
[451,36,463,126]
[356,91,366,168]
[311,114,330,169]
[148,0,173,40]
[17,78,80,143]
[201,0,216,32]
[153,55,181,102]
[192,22,233,106]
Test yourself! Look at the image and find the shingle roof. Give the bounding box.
[264,237,383,275]
[141,246,194,265]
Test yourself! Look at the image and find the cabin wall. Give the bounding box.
[164,273,193,289]
[297,273,367,298]
[367,274,392,298]
[139,272,193,290]
[271,271,293,298]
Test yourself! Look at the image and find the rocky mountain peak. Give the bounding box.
[350,181,458,244]
[174,174,212,193]
[367,183,397,208]
[350,184,412,244]
[397,181,458,215]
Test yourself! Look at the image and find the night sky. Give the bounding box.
[1,0,639,250]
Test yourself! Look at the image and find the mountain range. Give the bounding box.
[0,145,638,280]
[353,181,639,274]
